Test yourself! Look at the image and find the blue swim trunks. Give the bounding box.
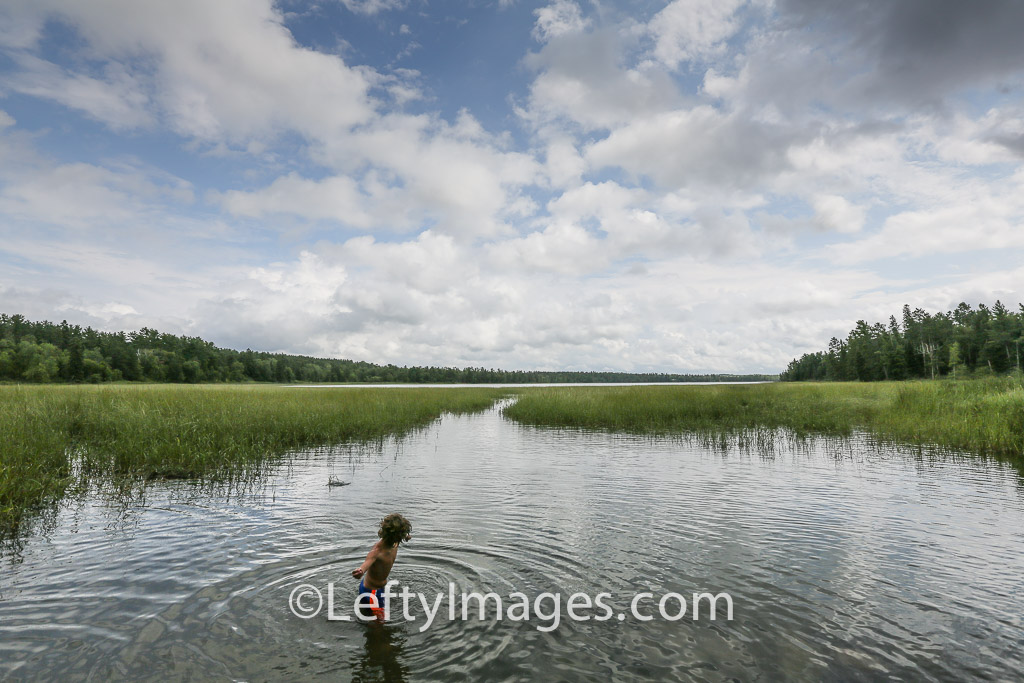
[358,580,386,617]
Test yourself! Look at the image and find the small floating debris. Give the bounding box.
[327,477,351,487]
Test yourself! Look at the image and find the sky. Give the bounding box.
[1,0,1023,373]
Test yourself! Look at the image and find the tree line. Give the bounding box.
[0,314,773,385]
[781,301,1024,382]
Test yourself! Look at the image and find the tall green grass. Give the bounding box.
[0,388,76,533]
[503,379,1024,458]
[5,380,1021,536]
[0,385,506,533]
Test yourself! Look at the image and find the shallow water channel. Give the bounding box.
[2,400,1023,681]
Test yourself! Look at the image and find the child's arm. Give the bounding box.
[351,546,378,579]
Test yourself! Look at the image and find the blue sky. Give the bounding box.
[1,0,1023,372]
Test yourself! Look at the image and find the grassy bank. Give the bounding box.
[0,384,506,533]
[503,379,1024,458]
[6,379,1022,536]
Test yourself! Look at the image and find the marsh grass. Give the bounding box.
[0,389,76,534]
[5,379,1022,538]
[0,384,506,534]
[503,379,1024,461]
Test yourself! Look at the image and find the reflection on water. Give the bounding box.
[352,624,409,683]
[1,402,1023,681]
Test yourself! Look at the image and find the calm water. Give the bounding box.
[2,401,1023,681]
[286,382,770,388]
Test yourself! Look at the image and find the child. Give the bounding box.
[352,513,412,620]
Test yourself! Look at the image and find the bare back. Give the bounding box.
[362,540,399,589]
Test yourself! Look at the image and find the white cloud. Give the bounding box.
[219,123,540,237]
[542,136,587,188]
[533,0,591,42]
[489,221,606,275]
[1,0,376,143]
[648,0,745,69]
[180,237,906,371]
[2,0,1024,374]
[832,202,1024,264]
[216,172,417,232]
[1,54,152,129]
[318,113,541,236]
[585,106,799,190]
[0,154,193,230]
[521,27,682,130]
[911,109,1024,165]
[812,194,865,234]
[339,0,407,15]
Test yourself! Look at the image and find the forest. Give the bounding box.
[781,301,1024,381]
[0,314,773,385]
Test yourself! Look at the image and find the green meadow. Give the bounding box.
[3,379,1022,536]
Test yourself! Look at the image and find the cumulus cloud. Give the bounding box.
[0,0,376,142]
[832,201,1024,264]
[776,0,1024,106]
[183,236,904,371]
[648,0,745,68]
[533,0,591,42]
[216,172,415,232]
[703,0,1024,118]
[811,195,865,234]
[0,2,538,239]
[220,112,541,237]
[585,106,804,190]
[2,0,1024,373]
[522,27,682,131]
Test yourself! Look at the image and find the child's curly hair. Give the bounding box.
[378,513,412,547]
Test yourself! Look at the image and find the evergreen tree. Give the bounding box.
[782,300,1024,381]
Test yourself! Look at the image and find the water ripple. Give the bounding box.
[2,404,1023,681]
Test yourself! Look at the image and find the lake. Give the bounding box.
[1,399,1022,680]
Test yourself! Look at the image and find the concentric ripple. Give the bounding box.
[2,401,1023,681]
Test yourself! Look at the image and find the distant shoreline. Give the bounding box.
[284,381,775,388]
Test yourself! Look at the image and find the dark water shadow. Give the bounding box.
[350,622,410,683]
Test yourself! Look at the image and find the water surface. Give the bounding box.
[2,402,1022,681]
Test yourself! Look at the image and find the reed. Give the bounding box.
[0,384,506,533]
[0,387,76,533]
[503,379,1024,459]
[5,379,1021,536]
